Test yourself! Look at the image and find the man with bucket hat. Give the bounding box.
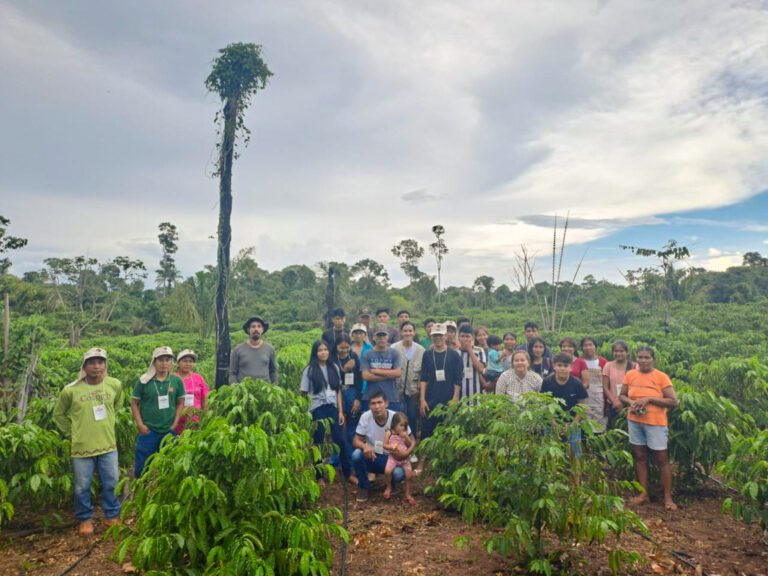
[229,315,278,385]
[130,346,185,477]
[53,347,123,536]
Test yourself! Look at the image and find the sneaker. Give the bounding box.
[356,488,369,502]
[78,520,94,536]
[104,518,120,527]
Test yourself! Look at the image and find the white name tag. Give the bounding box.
[158,395,170,410]
[93,404,107,421]
[374,440,384,455]
[435,369,446,382]
[184,393,195,407]
[464,367,474,379]
[345,372,355,386]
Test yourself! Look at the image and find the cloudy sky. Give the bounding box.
[2,0,768,288]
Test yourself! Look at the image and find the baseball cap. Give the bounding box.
[351,323,368,334]
[358,307,372,317]
[430,323,447,336]
[373,323,390,336]
[140,346,174,383]
[76,347,108,381]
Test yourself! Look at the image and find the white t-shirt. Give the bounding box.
[355,409,412,454]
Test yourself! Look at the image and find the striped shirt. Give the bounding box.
[495,369,542,401]
[459,346,487,399]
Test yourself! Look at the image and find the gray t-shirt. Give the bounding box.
[360,347,401,403]
[230,341,278,384]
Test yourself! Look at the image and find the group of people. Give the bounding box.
[53,345,211,535]
[51,309,678,537]
[308,309,678,510]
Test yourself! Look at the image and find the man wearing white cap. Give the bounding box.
[419,323,462,440]
[130,346,185,477]
[53,348,123,536]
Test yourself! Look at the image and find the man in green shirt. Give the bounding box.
[53,347,123,536]
[131,346,185,478]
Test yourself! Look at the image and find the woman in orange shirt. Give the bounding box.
[619,346,678,511]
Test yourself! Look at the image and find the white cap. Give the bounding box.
[177,349,197,362]
[430,323,447,336]
[139,346,174,384]
[350,323,368,334]
[75,347,108,381]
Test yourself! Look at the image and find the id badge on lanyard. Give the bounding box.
[93,404,107,421]
[435,369,446,382]
[184,393,195,407]
[344,372,355,386]
[158,395,170,410]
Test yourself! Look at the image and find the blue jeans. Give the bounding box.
[72,450,120,521]
[134,429,173,478]
[403,394,420,439]
[341,388,361,457]
[311,404,351,478]
[351,448,404,489]
[568,428,583,459]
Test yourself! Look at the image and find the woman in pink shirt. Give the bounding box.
[571,337,608,431]
[174,349,210,433]
[602,340,636,429]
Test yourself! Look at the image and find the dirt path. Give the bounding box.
[1,478,765,575]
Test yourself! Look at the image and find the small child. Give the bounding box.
[382,412,416,505]
[484,335,504,385]
[174,349,210,434]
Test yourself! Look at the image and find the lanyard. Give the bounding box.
[152,378,169,398]
[432,349,446,373]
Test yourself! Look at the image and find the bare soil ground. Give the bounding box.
[1,476,765,576]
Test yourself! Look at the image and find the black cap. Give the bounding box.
[243,315,270,334]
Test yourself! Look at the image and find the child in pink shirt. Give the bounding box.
[174,349,210,433]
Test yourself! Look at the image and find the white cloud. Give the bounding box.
[3,1,768,287]
[691,247,742,271]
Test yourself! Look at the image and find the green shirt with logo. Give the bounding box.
[53,376,124,458]
[131,375,185,434]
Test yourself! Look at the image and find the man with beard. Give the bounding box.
[229,315,278,384]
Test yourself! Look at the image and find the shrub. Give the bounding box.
[113,380,345,575]
[420,394,646,575]
[719,429,768,531]
[0,421,71,529]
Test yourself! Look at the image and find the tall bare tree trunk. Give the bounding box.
[325,264,336,331]
[2,291,9,358]
[214,98,238,389]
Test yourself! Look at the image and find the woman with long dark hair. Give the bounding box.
[300,340,351,484]
[571,337,608,431]
[527,337,553,378]
[602,340,636,429]
[619,346,678,510]
[331,334,363,459]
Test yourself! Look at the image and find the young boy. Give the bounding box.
[483,335,505,385]
[540,352,588,458]
[53,348,123,536]
[457,325,487,397]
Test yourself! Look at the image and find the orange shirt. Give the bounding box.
[623,368,673,426]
